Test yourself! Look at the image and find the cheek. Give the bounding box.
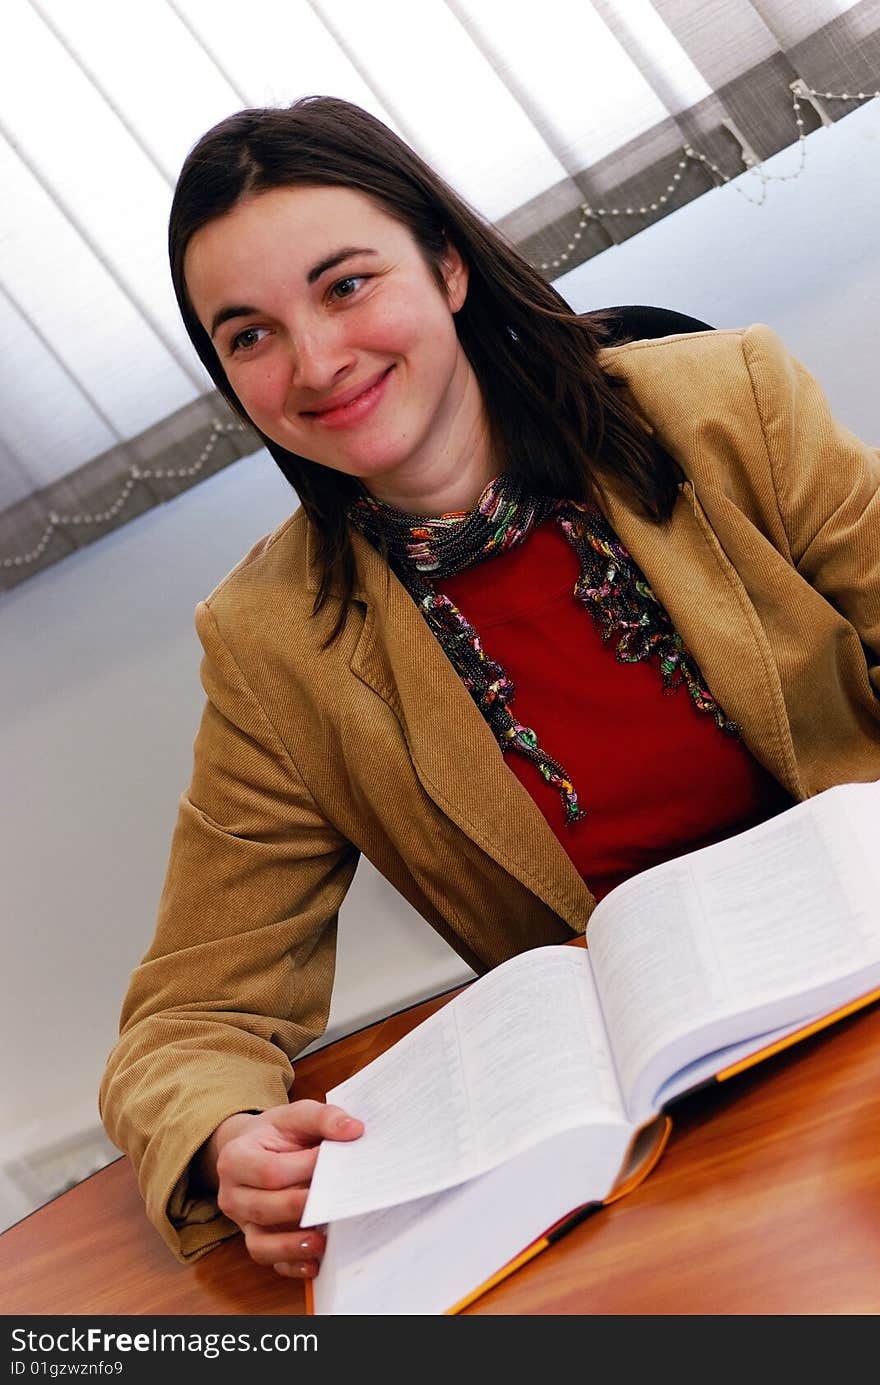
[364,292,450,364]
[229,363,288,424]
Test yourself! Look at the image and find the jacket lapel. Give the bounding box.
[343,530,593,932]
[600,482,803,798]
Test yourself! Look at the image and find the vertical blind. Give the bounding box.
[1,0,877,591]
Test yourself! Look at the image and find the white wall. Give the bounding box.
[2,99,878,1233]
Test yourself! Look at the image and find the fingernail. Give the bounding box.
[298,1238,313,1254]
[276,1261,316,1278]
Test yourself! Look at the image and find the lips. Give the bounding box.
[304,367,394,426]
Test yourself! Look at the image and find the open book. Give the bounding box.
[302,779,880,1315]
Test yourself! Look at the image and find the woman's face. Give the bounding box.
[184,184,486,509]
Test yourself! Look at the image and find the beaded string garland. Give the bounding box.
[347,476,738,824]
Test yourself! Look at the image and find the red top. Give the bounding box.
[436,521,793,901]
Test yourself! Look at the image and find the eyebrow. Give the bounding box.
[209,247,378,338]
[306,246,377,285]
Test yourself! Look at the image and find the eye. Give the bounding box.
[329,275,367,302]
[229,325,269,355]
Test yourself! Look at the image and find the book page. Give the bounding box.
[312,1119,635,1315]
[303,944,625,1225]
[586,781,880,1119]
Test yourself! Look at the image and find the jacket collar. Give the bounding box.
[304,518,368,603]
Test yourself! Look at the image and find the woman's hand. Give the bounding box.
[198,1100,364,1278]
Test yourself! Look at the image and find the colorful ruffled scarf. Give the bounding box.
[348,476,738,824]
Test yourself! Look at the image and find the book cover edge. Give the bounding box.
[445,1113,673,1315]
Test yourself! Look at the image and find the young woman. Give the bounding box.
[100,96,880,1282]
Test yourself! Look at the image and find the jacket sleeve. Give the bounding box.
[99,598,359,1263]
[742,324,880,694]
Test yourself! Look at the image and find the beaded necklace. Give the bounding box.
[348,476,738,824]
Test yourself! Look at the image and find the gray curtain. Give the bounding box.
[2,0,878,593]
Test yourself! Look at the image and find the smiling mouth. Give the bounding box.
[304,367,394,423]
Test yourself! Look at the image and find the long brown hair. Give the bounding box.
[169,96,682,634]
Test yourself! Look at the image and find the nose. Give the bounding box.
[289,319,356,398]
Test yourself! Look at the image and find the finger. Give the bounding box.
[221,1141,320,1193]
[220,1183,310,1228]
[264,1101,364,1148]
[243,1222,326,1267]
[322,1104,365,1138]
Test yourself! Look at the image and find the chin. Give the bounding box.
[330,452,412,485]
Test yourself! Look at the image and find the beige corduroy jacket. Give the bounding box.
[99,324,880,1262]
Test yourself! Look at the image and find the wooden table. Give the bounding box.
[2,984,879,1316]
